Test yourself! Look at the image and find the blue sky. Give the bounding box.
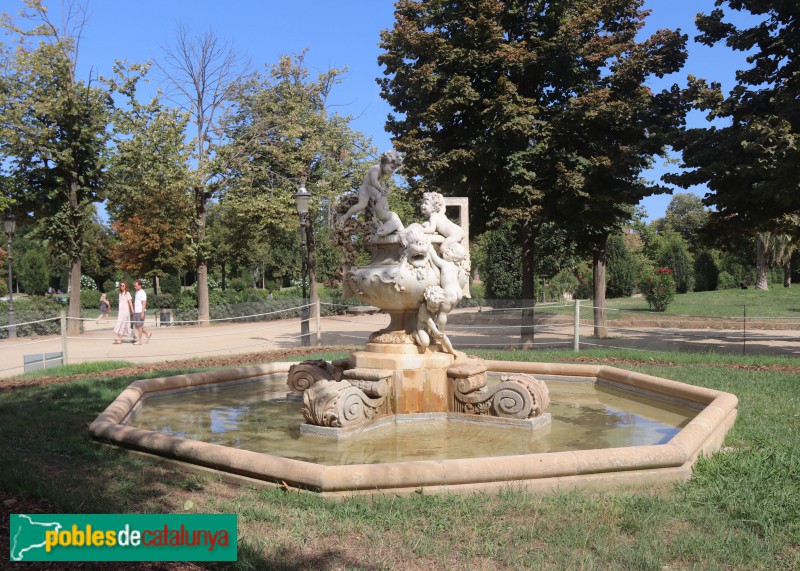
[6,0,756,221]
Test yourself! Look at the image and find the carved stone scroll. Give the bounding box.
[302,380,386,428]
[448,363,549,419]
[287,360,335,394]
[501,373,550,417]
[342,367,392,398]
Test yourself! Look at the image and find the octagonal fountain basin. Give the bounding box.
[89,361,737,497]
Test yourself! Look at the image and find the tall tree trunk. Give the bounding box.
[195,187,210,325]
[67,178,82,335]
[520,221,536,348]
[67,256,82,335]
[784,260,792,287]
[593,235,608,338]
[755,234,769,291]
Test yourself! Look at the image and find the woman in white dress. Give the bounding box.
[113,282,134,344]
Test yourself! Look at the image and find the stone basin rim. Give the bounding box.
[88,360,738,496]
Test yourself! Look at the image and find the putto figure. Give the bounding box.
[420,191,465,252]
[338,150,404,237]
[414,285,456,355]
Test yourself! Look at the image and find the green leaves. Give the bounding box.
[215,51,373,279]
[104,62,193,278]
[380,0,688,243]
[672,1,800,234]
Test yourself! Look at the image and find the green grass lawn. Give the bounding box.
[1,349,798,569]
[604,284,800,319]
[519,284,800,324]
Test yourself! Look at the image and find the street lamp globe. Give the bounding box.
[3,212,15,236]
[294,185,311,216]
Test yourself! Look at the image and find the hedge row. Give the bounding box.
[0,297,71,339]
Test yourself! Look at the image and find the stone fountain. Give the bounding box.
[289,150,550,436]
[88,151,738,497]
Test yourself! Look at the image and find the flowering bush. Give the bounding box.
[639,267,676,312]
[80,275,98,291]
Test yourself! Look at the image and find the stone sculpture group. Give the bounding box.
[290,150,549,433]
[334,150,471,356]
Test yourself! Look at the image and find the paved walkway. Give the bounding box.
[0,313,388,379]
[1,309,798,379]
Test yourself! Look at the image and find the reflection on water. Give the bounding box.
[127,375,694,466]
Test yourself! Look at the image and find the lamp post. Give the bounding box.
[294,186,311,346]
[4,212,16,339]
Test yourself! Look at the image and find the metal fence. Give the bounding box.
[1,299,798,378]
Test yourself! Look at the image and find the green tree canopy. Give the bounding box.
[667,1,800,232]
[218,51,374,288]
[105,62,194,283]
[660,192,709,249]
[0,0,113,333]
[379,0,688,335]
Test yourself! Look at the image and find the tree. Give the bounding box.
[219,51,374,307]
[0,0,113,334]
[378,0,688,337]
[18,248,49,295]
[773,232,798,288]
[662,193,709,248]
[157,25,251,325]
[80,214,117,292]
[606,235,637,298]
[667,2,800,234]
[484,222,522,300]
[693,249,719,292]
[105,63,193,285]
[658,234,693,294]
[752,219,800,290]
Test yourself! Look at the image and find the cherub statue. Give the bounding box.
[338,150,404,237]
[414,285,456,355]
[420,191,465,252]
[430,242,469,303]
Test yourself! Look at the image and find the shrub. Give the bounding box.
[80,275,98,291]
[573,263,594,300]
[606,235,637,298]
[18,249,50,295]
[548,269,579,300]
[639,267,677,312]
[102,280,116,293]
[229,277,249,292]
[694,250,719,292]
[717,271,736,290]
[484,223,522,300]
[161,274,182,296]
[79,290,102,310]
[0,278,8,298]
[0,297,64,338]
[149,293,174,309]
[173,291,199,322]
[658,235,694,294]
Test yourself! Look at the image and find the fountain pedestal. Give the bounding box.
[290,345,551,438]
[351,342,455,414]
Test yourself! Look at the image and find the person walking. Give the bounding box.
[97,293,110,324]
[113,283,134,344]
[132,279,152,345]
